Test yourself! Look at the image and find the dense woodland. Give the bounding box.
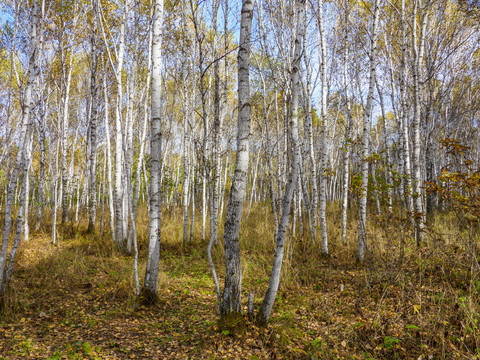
[1,0,480,358]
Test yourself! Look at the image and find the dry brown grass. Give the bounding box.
[0,203,478,359]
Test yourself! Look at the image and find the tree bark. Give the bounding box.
[341,1,353,244]
[316,0,329,255]
[257,0,305,325]
[87,0,99,234]
[140,0,164,304]
[220,0,253,319]
[357,0,379,262]
[0,0,38,306]
[411,0,429,243]
[400,0,414,221]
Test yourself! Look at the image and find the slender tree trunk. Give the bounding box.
[5,132,31,286]
[100,154,106,240]
[35,110,46,231]
[23,134,33,242]
[220,0,253,319]
[255,44,279,237]
[140,0,164,304]
[103,74,116,243]
[246,153,260,218]
[190,160,196,243]
[341,0,352,244]
[67,127,79,212]
[182,30,192,243]
[257,0,304,325]
[52,143,60,245]
[357,0,379,262]
[0,0,38,306]
[219,155,229,218]
[104,0,129,249]
[209,0,222,248]
[87,0,99,233]
[132,33,152,238]
[317,0,329,255]
[302,35,318,243]
[61,54,74,224]
[126,0,142,253]
[375,78,393,215]
[411,0,429,243]
[400,0,413,220]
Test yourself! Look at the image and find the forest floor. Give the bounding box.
[0,205,479,359]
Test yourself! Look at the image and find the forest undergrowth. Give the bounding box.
[0,203,479,359]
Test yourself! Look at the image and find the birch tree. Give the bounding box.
[0,0,38,307]
[257,0,305,325]
[140,0,164,304]
[411,0,430,243]
[316,0,329,255]
[209,0,222,247]
[87,0,99,233]
[357,0,379,262]
[399,0,414,220]
[220,0,253,320]
[341,0,353,244]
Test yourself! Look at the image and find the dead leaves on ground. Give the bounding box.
[0,232,478,359]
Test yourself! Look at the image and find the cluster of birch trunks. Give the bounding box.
[0,0,478,321]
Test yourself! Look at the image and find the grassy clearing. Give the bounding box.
[0,203,479,359]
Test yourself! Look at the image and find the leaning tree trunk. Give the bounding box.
[5,130,32,287]
[256,3,279,238]
[0,0,38,308]
[140,0,164,305]
[220,0,253,320]
[257,0,305,325]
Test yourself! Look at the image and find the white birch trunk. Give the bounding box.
[4,125,34,288]
[35,111,46,231]
[52,141,60,245]
[61,53,74,224]
[357,0,379,262]
[317,0,329,255]
[400,0,413,220]
[103,74,116,243]
[302,33,318,243]
[87,0,99,233]
[257,0,304,325]
[220,0,253,318]
[375,78,393,215]
[411,0,429,243]
[341,0,352,244]
[0,0,38,304]
[23,135,33,242]
[209,0,222,248]
[141,0,164,304]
